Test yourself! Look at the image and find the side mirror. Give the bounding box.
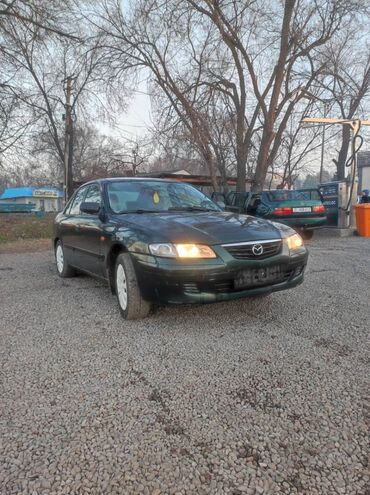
[80,202,100,215]
[216,200,225,210]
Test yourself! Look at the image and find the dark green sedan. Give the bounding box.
[53,178,308,319]
[220,189,327,239]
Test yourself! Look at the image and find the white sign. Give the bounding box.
[33,189,59,198]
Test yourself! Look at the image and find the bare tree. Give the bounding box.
[0,17,108,186]
[0,92,33,156]
[91,0,237,190]
[152,89,238,189]
[272,123,323,189]
[0,0,78,39]
[317,30,370,179]
[70,126,151,180]
[93,0,366,191]
[186,0,364,191]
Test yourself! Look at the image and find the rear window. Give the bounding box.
[267,189,321,202]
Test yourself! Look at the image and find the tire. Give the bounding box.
[115,253,151,320]
[55,240,76,278]
[301,229,314,240]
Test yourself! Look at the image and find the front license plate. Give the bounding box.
[234,265,281,289]
[293,207,311,212]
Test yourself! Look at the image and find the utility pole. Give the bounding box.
[63,76,74,204]
[319,102,329,184]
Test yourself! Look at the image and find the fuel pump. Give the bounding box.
[318,181,355,228]
[301,117,370,229]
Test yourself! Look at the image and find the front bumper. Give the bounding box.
[130,246,308,305]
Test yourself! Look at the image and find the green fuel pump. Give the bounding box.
[301,118,369,229]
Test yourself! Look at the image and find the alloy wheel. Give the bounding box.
[116,264,128,310]
[56,244,64,274]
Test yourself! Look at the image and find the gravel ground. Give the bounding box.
[0,236,369,495]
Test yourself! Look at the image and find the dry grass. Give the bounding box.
[0,238,52,254]
[0,213,55,252]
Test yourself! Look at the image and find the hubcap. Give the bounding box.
[116,264,128,310]
[56,245,64,273]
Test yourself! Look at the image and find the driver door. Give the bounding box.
[76,183,104,276]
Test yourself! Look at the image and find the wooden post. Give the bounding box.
[63,76,74,204]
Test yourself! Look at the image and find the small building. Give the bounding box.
[0,186,63,212]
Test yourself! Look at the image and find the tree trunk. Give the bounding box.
[202,149,219,191]
[251,0,296,192]
[252,127,274,192]
[218,162,228,193]
[236,155,246,192]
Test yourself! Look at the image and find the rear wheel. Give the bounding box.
[115,253,151,320]
[55,240,75,278]
[301,229,314,240]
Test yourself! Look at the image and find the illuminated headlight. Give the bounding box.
[175,244,216,258]
[284,233,304,252]
[149,243,216,259]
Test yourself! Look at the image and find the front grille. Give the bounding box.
[181,264,304,295]
[223,240,282,260]
[283,268,295,280]
[183,280,234,294]
[182,282,200,294]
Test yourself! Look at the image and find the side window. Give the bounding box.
[64,196,74,215]
[84,184,101,205]
[227,192,236,206]
[69,187,87,216]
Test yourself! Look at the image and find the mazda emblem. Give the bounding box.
[252,243,264,256]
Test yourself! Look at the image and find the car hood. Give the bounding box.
[116,211,283,245]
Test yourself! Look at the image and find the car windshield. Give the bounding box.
[107,180,221,213]
[267,189,321,202]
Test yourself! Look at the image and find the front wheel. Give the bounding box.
[55,240,76,278]
[115,253,151,320]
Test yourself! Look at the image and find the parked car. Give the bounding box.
[54,178,308,319]
[213,189,327,239]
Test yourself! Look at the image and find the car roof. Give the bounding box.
[82,177,180,187]
[265,188,319,192]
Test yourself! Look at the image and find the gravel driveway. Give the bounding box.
[0,237,369,495]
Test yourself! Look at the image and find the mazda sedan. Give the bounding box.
[53,178,308,319]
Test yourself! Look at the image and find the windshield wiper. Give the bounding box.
[116,209,161,214]
[168,206,216,212]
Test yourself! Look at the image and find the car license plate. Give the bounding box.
[234,265,281,289]
[293,207,311,212]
